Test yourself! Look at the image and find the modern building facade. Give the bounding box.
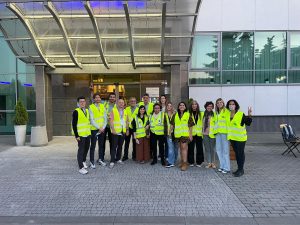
[0,0,299,138]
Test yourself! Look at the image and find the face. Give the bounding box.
[118,99,125,108]
[160,96,166,104]
[129,98,136,107]
[216,100,224,109]
[192,102,198,111]
[143,95,149,104]
[78,99,86,108]
[179,103,186,112]
[109,94,116,103]
[139,107,145,115]
[228,101,236,111]
[94,95,101,104]
[206,104,213,112]
[154,105,161,114]
[166,103,173,112]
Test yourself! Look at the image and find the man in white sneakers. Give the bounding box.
[72,96,91,175]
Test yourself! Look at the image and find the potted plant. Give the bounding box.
[14,100,29,146]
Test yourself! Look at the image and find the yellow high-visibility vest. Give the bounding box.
[135,115,148,138]
[111,108,127,134]
[149,112,164,135]
[126,106,139,129]
[72,108,91,137]
[191,111,204,137]
[89,103,106,131]
[227,111,247,142]
[174,112,190,138]
[214,108,230,134]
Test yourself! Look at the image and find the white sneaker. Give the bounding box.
[79,168,88,175]
[190,164,194,167]
[83,162,88,169]
[218,168,223,172]
[117,160,124,165]
[109,162,115,168]
[98,160,107,167]
[90,163,96,169]
[222,170,229,174]
[196,164,202,168]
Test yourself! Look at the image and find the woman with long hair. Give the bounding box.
[226,99,252,177]
[131,105,150,164]
[170,102,194,171]
[159,95,167,112]
[214,98,231,174]
[188,100,204,167]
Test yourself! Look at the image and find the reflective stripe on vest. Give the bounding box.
[150,112,164,135]
[111,108,127,134]
[227,111,247,142]
[89,103,105,130]
[72,108,91,136]
[192,112,203,137]
[135,116,148,138]
[214,109,230,134]
[174,112,190,138]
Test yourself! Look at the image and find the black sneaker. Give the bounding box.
[234,170,244,177]
[122,157,128,161]
[150,161,157,165]
[232,169,239,175]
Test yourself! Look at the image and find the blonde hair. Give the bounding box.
[215,98,225,113]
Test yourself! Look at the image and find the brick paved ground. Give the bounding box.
[0,136,299,220]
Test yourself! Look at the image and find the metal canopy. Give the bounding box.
[0,0,201,69]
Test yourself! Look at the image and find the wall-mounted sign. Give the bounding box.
[146,87,159,98]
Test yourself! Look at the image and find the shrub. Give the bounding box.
[13,100,28,125]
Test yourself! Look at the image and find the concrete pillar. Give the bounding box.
[170,63,189,106]
[35,66,53,141]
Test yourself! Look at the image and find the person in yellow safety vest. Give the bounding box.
[123,97,139,161]
[202,101,216,169]
[188,100,205,167]
[149,103,167,166]
[103,93,116,154]
[131,105,150,163]
[226,99,252,177]
[89,93,107,168]
[71,96,91,175]
[170,102,194,171]
[139,93,154,116]
[109,98,128,168]
[214,98,231,174]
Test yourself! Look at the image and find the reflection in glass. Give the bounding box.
[222,71,253,84]
[191,35,218,69]
[222,32,254,70]
[255,70,286,83]
[255,32,286,70]
[291,33,300,68]
[288,70,300,83]
[189,71,220,84]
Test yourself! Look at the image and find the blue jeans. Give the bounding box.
[215,133,230,171]
[166,137,178,165]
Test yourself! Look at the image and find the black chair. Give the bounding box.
[280,124,300,157]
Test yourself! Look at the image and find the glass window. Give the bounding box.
[222,32,254,70]
[290,32,300,68]
[18,73,36,110]
[191,34,219,69]
[255,32,287,70]
[0,35,16,74]
[255,70,286,83]
[222,71,253,84]
[189,71,220,85]
[288,70,300,83]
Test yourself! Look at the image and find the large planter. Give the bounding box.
[30,126,48,147]
[14,125,27,146]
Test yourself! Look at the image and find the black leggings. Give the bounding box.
[230,140,246,171]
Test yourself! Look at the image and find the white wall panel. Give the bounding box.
[189,86,221,110]
[196,0,222,31]
[289,0,300,30]
[222,0,255,31]
[287,86,300,115]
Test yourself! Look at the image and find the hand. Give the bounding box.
[189,134,193,141]
[76,137,80,141]
[111,130,117,135]
[145,125,149,130]
[126,130,130,136]
[248,106,252,116]
[99,128,104,133]
[136,139,140,145]
[146,135,150,139]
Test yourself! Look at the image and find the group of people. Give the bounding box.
[72,93,252,177]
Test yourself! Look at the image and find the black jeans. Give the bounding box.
[90,130,105,163]
[123,128,136,159]
[230,140,246,171]
[111,134,125,163]
[77,136,91,169]
[188,135,204,165]
[103,126,112,153]
[150,131,165,164]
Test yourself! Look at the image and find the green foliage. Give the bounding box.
[188,98,194,105]
[14,100,28,125]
